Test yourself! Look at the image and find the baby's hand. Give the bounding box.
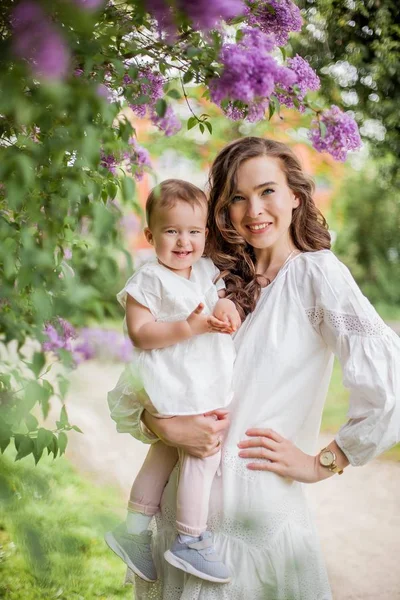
[187,303,236,336]
[213,299,241,333]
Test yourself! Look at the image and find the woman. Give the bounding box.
[116,137,400,599]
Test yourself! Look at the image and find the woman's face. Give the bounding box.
[228,155,299,251]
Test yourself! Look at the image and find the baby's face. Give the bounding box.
[145,200,208,276]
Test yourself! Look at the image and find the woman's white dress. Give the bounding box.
[117,250,400,600]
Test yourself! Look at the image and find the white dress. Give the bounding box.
[119,250,400,600]
[109,257,235,417]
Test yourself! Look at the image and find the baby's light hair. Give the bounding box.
[146,179,207,228]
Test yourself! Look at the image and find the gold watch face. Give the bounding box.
[320,449,335,467]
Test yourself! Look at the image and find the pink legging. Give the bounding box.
[129,441,221,536]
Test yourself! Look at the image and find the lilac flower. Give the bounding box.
[12,1,69,80]
[276,54,320,110]
[145,0,245,34]
[126,137,152,181]
[42,318,77,356]
[73,328,134,363]
[150,105,182,136]
[246,0,302,47]
[100,150,118,175]
[63,248,72,260]
[129,68,164,117]
[309,105,362,162]
[74,68,84,77]
[210,27,296,122]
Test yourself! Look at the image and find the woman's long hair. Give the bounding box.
[205,137,331,319]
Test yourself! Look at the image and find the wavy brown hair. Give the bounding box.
[205,137,331,319]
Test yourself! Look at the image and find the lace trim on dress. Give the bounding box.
[305,307,387,337]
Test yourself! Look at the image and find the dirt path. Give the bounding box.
[63,361,400,600]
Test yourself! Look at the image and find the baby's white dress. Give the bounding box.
[108,257,235,419]
[117,250,400,600]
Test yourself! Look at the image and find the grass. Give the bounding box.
[0,449,132,600]
[321,359,400,461]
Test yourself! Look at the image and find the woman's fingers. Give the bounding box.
[244,428,284,443]
[238,447,276,461]
[237,435,279,450]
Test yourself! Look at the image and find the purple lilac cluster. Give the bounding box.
[125,137,152,180]
[127,68,181,135]
[210,27,296,123]
[74,328,134,363]
[309,106,362,162]
[246,0,302,46]
[129,68,164,118]
[150,105,182,136]
[42,318,77,355]
[276,54,320,110]
[101,138,152,180]
[146,0,245,34]
[11,1,69,80]
[100,150,119,176]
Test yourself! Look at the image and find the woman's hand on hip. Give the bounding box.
[238,428,323,484]
[143,409,230,459]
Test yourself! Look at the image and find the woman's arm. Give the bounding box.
[143,409,231,458]
[238,252,400,482]
[237,429,349,483]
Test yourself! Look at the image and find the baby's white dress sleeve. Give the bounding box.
[297,251,400,466]
[201,257,225,293]
[116,266,162,316]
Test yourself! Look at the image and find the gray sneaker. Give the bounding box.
[164,531,231,583]
[104,524,157,582]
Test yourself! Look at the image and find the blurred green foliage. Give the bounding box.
[0,448,131,599]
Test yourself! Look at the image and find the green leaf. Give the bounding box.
[155,99,167,118]
[37,428,53,455]
[187,116,197,130]
[204,121,212,135]
[183,71,193,84]
[58,431,68,455]
[166,89,181,100]
[132,94,150,105]
[319,121,328,139]
[15,435,34,461]
[0,438,10,454]
[59,405,69,427]
[121,176,135,202]
[199,123,205,134]
[71,425,83,434]
[30,352,46,378]
[47,434,58,459]
[25,413,39,432]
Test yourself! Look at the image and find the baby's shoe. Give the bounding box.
[105,523,157,582]
[164,531,231,583]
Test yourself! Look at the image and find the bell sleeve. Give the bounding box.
[299,251,400,466]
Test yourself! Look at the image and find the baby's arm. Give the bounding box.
[213,291,242,333]
[126,295,230,350]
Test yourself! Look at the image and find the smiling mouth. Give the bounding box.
[246,222,272,233]
[173,251,192,257]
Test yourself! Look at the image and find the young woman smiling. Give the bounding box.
[117,137,400,600]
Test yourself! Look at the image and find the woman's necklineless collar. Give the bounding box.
[260,249,300,287]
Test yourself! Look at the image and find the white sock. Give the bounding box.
[126,511,152,535]
[178,533,201,543]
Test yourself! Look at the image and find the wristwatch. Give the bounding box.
[319,447,344,475]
